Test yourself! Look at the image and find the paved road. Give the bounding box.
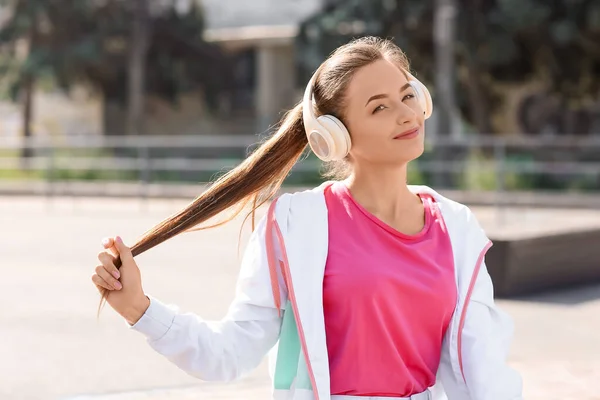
[1,196,598,400]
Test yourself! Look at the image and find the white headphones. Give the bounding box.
[302,70,433,162]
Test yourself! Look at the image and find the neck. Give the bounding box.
[344,163,419,220]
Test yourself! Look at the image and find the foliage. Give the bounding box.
[0,0,233,106]
[297,0,600,135]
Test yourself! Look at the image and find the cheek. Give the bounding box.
[411,102,426,123]
[347,120,399,161]
[348,116,393,147]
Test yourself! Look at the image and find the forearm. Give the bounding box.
[129,295,282,382]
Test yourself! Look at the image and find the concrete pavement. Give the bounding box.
[1,195,598,400]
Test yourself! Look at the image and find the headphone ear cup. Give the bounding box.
[316,115,351,161]
[306,129,333,161]
[410,80,433,119]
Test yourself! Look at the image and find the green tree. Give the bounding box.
[297,0,600,135]
[0,0,233,160]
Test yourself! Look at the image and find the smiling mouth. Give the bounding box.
[393,127,420,139]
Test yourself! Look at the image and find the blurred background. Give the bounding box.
[1,1,599,399]
[0,0,599,192]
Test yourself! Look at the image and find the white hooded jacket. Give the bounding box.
[129,182,523,400]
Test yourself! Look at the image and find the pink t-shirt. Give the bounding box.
[323,182,457,397]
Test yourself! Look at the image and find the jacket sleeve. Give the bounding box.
[461,258,524,400]
[128,214,287,382]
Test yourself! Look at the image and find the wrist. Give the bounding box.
[124,294,150,326]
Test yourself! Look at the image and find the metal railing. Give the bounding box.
[1,133,600,202]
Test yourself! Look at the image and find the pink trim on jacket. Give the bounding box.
[457,240,493,382]
[267,199,321,399]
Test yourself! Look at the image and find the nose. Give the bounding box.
[395,102,418,126]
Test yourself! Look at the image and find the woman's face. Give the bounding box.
[342,58,426,168]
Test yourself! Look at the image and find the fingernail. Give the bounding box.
[112,270,120,279]
[101,238,110,247]
[114,281,122,290]
[115,236,122,244]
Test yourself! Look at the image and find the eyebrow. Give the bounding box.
[365,82,412,107]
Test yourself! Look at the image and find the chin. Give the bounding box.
[384,149,424,166]
[414,143,425,157]
[402,142,425,161]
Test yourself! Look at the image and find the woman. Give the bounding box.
[91,37,523,400]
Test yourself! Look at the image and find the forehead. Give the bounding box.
[346,59,409,101]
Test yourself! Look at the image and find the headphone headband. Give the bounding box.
[301,73,321,138]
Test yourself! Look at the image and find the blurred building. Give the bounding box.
[103,0,328,137]
[201,0,324,133]
[108,0,329,137]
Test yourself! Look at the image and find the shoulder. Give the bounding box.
[409,184,486,236]
[269,182,331,234]
[410,184,467,213]
[274,182,330,212]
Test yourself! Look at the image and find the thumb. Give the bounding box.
[101,237,114,249]
[114,236,135,266]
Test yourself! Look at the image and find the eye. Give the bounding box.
[372,104,387,114]
[402,93,416,102]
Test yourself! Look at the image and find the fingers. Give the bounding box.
[91,271,118,292]
[97,251,121,279]
[96,253,122,290]
[101,237,119,259]
[93,235,133,295]
[113,236,134,266]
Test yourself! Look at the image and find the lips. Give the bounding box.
[393,127,420,139]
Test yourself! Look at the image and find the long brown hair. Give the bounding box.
[97,36,411,315]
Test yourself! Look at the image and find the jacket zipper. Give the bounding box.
[457,239,493,383]
[271,215,321,400]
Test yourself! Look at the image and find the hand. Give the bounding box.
[91,236,150,324]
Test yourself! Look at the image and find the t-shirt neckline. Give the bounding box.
[333,181,433,240]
